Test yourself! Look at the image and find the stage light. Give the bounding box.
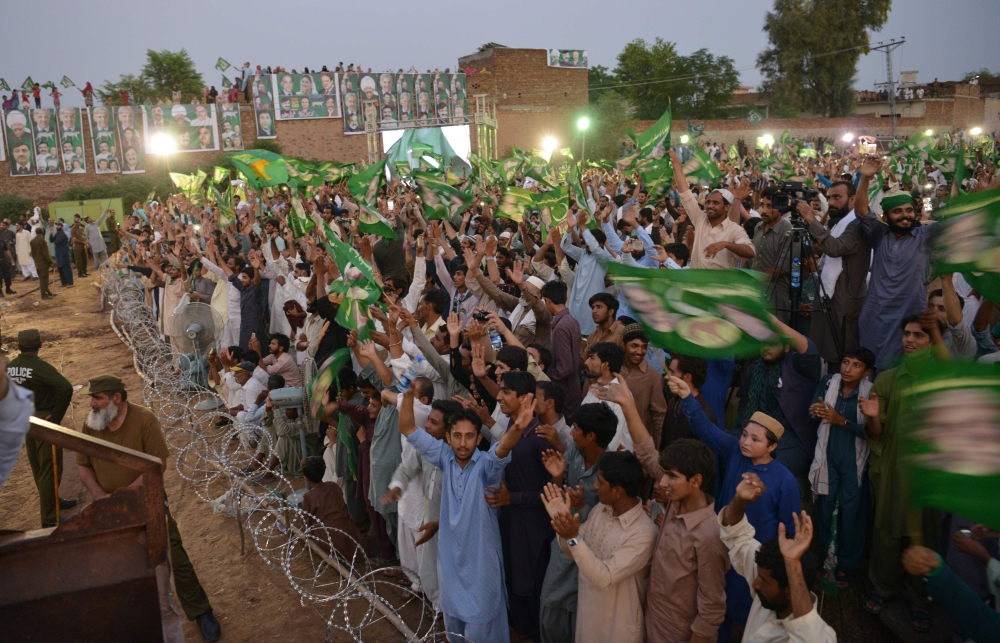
[577,117,590,131]
[924,129,934,136]
[680,134,689,144]
[842,133,854,142]
[149,132,177,155]
[970,127,983,136]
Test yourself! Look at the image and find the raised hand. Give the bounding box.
[541,482,570,519]
[858,393,879,419]
[591,377,636,409]
[859,154,883,178]
[446,312,462,338]
[541,449,567,479]
[778,511,813,561]
[665,375,692,399]
[551,509,581,540]
[506,259,525,286]
[471,342,489,378]
[511,393,535,431]
[735,472,766,502]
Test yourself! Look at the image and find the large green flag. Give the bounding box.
[20,77,34,91]
[221,76,233,89]
[347,158,386,210]
[316,161,354,184]
[321,226,382,298]
[308,347,358,477]
[680,149,723,185]
[357,204,398,239]
[498,153,527,184]
[900,360,1000,530]
[891,132,935,162]
[617,103,672,171]
[210,185,236,227]
[212,166,229,184]
[0,79,10,92]
[413,170,473,221]
[498,186,534,222]
[728,144,740,162]
[640,158,673,199]
[59,76,75,88]
[798,147,818,159]
[607,263,782,358]
[289,196,317,238]
[533,188,569,241]
[216,57,231,72]
[822,142,836,156]
[41,81,56,91]
[931,187,1000,302]
[228,150,289,189]
[171,170,207,199]
[567,163,593,215]
[284,157,323,187]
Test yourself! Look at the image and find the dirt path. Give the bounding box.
[0,273,419,643]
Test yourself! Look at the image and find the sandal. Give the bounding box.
[910,606,931,633]
[836,570,850,590]
[863,591,885,615]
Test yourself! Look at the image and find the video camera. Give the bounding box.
[770,182,818,218]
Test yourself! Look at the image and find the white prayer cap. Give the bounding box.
[499,230,512,240]
[360,76,376,91]
[171,104,187,117]
[5,111,26,128]
[526,276,546,291]
[712,188,734,204]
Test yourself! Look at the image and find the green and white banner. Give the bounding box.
[116,105,144,174]
[431,72,452,125]
[251,74,277,139]
[140,103,221,154]
[90,106,121,174]
[272,72,340,121]
[341,73,363,135]
[5,109,35,175]
[218,101,244,151]
[415,73,435,127]
[357,71,380,132]
[375,72,399,124]
[56,107,86,173]
[396,73,416,124]
[608,263,782,358]
[30,109,61,175]
[451,73,468,123]
[548,49,588,68]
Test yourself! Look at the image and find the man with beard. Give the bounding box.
[6,329,75,527]
[76,375,222,642]
[798,181,871,369]
[751,186,793,322]
[855,155,936,371]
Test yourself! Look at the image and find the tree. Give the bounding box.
[757,0,891,117]
[142,49,204,102]
[583,91,634,162]
[610,38,739,120]
[588,65,617,103]
[98,73,153,105]
[963,68,999,81]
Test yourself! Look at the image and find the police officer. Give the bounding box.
[6,329,76,526]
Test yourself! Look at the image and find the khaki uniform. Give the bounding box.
[70,222,88,277]
[29,233,53,296]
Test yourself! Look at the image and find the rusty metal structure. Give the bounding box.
[0,417,180,642]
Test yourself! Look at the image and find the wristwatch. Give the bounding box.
[567,537,579,548]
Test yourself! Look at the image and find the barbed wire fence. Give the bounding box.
[100,265,468,643]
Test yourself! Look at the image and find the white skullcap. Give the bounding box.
[360,76,376,90]
[171,104,187,117]
[5,111,26,127]
[712,188,734,204]
[526,276,546,291]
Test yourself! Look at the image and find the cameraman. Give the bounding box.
[751,187,792,323]
[797,182,871,370]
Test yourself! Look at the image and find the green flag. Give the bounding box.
[210,185,236,227]
[316,161,354,184]
[20,77,35,91]
[216,58,231,72]
[533,188,569,241]
[41,81,56,91]
[798,147,818,159]
[146,190,157,205]
[321,226,382,298]
[891,132,935,162]
[900,359,1000,530]
[171,171,207,199]
[498,186,534,222]
[640,158,673,199]
[60,76,75,88]
[413,170,473,221]
[357,204,398,239]
[728,144,740,161]
[347,158,387,210]
[284,158,323,188]
[931,187,1000,302]
[289,196,317,238]
[498,153,527,184]
[221,76,232,89]
[617,103,672,171]
[822,142,836,156]
[228,150,289,189]
[212,166,229,184]
[607,263,782,358]
[567,163,593,215]
[0,79,10,92]
[680,149,723,185]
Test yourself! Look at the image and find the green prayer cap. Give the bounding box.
[881,190,915,212]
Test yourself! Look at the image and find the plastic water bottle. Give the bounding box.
[489,327,503,352]
[790,257,801,289]
[398,355,424,390]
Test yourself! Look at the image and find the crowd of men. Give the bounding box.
[2,136,1000,643]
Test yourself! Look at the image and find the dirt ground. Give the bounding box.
[0,272,424,643]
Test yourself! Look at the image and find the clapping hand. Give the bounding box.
[541,482,571,520]
[858,393,879,419]
[541,449,566,479]
[809,397,845,426]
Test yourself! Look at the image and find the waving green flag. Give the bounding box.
[216,58,231,72]
[498,153,527,184]
[210,185,236,227]
[568,163,593,215]
[20,77,35,91]
[308,347,359,476]
[59,76,75,88]
[41,81,56,91]
[321,225,382,298]
[901,359,1000,530]
[608,263,782,358]
[212,166,229,184]
[498,186,534,222]
[533,188,569,241]
[728,144,740,162]
[221,76,233,89]
[822,142,836,156]
[347,158,396,239]
[0,79,10,92]
[931,187,1000,302]
[413,170,473,221]
[617,103,672,171]
[640,158,673,199]
[289,196,317,238]
[171,170,207,199]
[228,150,289,189]
[284,157,323,188]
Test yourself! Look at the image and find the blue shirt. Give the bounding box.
[407,427,511,623]
[560,229,612,336]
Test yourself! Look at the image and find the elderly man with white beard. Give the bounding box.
[76,375,222,643]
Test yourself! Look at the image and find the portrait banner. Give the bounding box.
[5,109,36,176]
[414,73,435,127]
[89,106,121,174]
[141,104,221,154]
[396,73,416,126]
[56,107,86,173]
[450,73,468,123]
[218,104,244,151]
[0,118,4,161]
[30,108,61,175]
[341,73,363,135]
[547,49,588,68]
[251,74,277,139]
[357,71,380,132]
[376,71,398,126]
[272,72,340,121]
[116,105,145,174]
[431,72,452,125]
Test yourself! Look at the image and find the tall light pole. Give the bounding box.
[577,116,590,161]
